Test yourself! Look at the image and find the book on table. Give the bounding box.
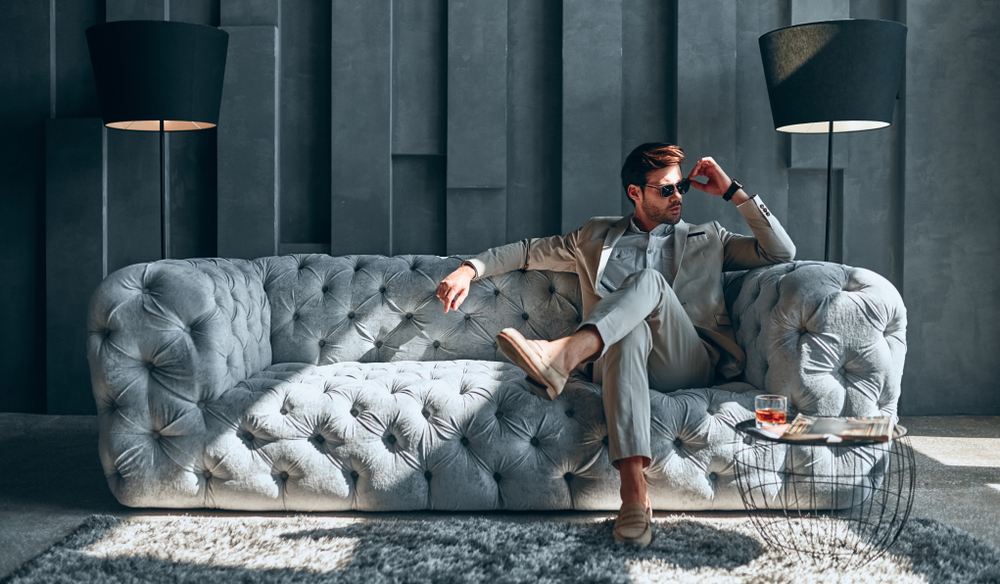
[752,414,895,443]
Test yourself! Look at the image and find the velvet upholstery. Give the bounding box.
[87,255,906,510]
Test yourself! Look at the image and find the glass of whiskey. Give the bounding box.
[755,394,787,428]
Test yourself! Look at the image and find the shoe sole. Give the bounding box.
[495,330,562,400]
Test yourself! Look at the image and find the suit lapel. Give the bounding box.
[594,215,632,297]
[673,220,689,280]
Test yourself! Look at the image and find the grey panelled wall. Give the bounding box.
[4,0,999,416]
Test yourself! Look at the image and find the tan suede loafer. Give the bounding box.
[612,502,652,546]
[495,327,569,400]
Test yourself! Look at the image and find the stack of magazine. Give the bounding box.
[749,413,895,443]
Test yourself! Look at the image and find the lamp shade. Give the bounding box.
[86,20,228,131]
[758,19,906,133]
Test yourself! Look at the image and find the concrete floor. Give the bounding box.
[1,413,997,580]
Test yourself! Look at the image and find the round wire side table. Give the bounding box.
[733,419,916,568]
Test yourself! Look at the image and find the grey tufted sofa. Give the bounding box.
[87,254,906,511]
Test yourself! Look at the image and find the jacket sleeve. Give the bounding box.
[720,195,796,271]
[464,227,582,280]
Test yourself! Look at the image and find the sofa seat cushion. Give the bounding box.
[108,358,776,511]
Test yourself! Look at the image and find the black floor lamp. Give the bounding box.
[86,20,228,260]
[758,19,907,261]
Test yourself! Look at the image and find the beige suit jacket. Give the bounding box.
[466,195,796,379]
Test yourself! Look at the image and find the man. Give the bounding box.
[436,143,795,546]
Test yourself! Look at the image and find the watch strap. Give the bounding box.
[723,179,743,202]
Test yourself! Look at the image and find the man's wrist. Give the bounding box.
[729,189,751,205]
[459,262,478,279]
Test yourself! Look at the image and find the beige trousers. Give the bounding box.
[582,269,713,466]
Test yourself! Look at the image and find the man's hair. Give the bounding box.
[620,143,685,204]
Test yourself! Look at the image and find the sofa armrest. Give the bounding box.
[86,258,270,503]
[728,261,907,419]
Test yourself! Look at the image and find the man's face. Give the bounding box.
[632,165,684,226]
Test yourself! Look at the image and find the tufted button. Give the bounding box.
[709,472,718,482]
[313,434,325,444]
[493,472,502,482]
[151,431,161,440]
[549,286,556,294]
[319,340,326,347]
[196,401,206,410]
[350,470,359,480]
[433,340,441,348]
[321,285,329,293]
[350,408,359,417]
[493,289,500,297]
[422,409,431,419]
[353,265,361,272]
[460,436,470,446]
[602,435,609,446]
[464,314,471,320]
[405,313,413,319]
[386,434,397,444]
[375,341,383,348]
[142,287,150,294]
[495,410,504,419]
[279,471,289,480]
[348,311,355,319]
[101,329,112,339]
[564,472,573,481]
[184,325,192,334]
[280,407,288,415]
[424,470,432,480]
[146,362,155,371]
[379,286,387,293]
[674,437,683,448]
[522,313,529,320]
[292,313,300,321]
[530,437,540,447]
[565,409,575,418]
[202,470,212,479]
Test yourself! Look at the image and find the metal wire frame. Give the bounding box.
[733,422,916,569]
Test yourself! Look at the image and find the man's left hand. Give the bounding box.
[687,157,747,204]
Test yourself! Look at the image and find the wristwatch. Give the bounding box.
[722,179,743,202]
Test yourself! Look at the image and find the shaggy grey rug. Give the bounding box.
[3,514,999,584]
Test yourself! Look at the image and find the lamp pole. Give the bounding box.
[825,123,833,262]
[160,119,167,259]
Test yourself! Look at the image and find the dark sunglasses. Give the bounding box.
[641,178,691,197]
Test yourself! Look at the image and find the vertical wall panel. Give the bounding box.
[106,0,165,21]
[392,0,446,156]
[561,0,622,233]
[903,1,1000,415]
[622,0,676,212]
[221,0,279,26]
[331,0,391,254]
[0,1,50,412]
[735,0,789,225]
[676,1,737,228]
[447,189,508,254]
[393,156,446,254]
[106,130,161,271]
[446,0,508,254]
[54,0,103,119]
[447,0,508,188]
[45,119,105,415]
[506,0,561,242]
[284,1,331,246]
[218,25,280,259]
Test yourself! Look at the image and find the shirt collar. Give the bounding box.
[628,217,675,237]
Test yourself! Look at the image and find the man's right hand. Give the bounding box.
[436,264,476,313]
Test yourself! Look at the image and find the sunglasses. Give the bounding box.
[641,178,691,197]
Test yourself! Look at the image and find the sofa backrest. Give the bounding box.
[256,254,585,365]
